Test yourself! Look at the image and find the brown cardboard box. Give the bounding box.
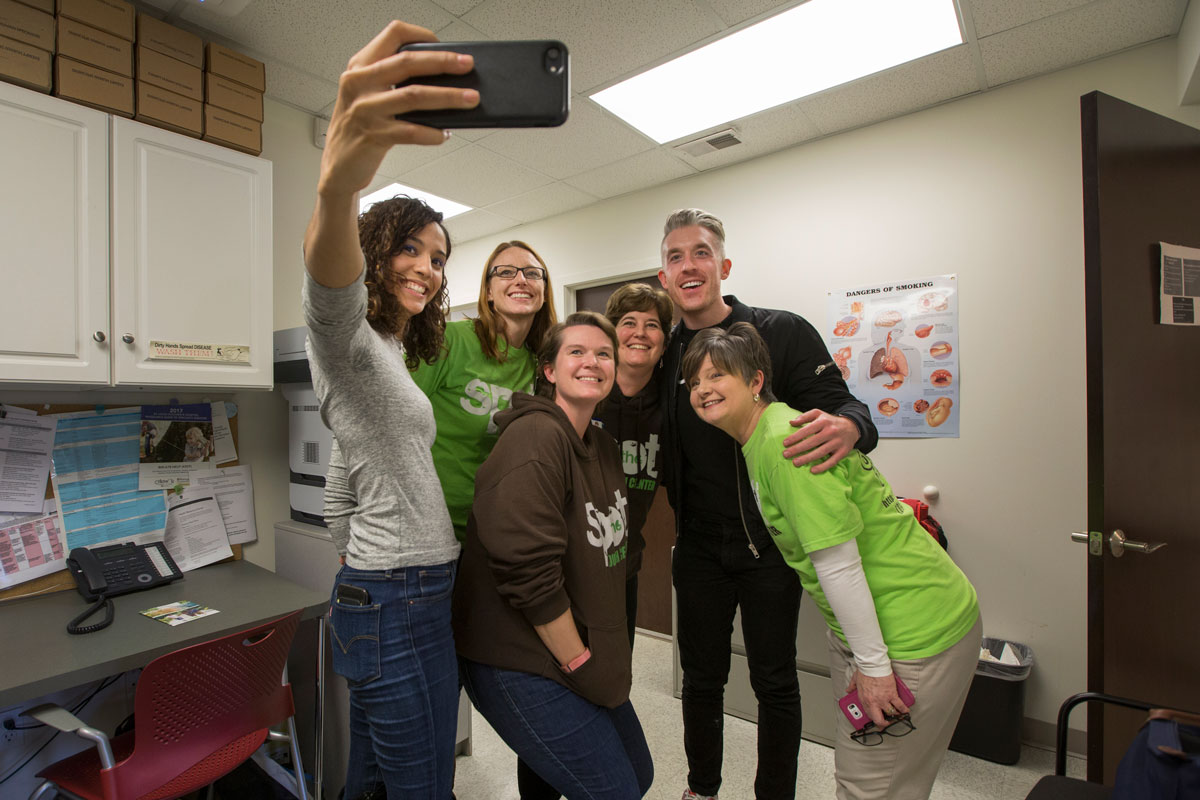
[136,80,201,136]
[56,0,133,42]
[205,41,263,91]
[57,15,129,76]
[203,103,260,155]
[204,71,261,121]
[136,13,201,68]
[12,0,53,14]
[137,44,201,100]
[55,55,132,115]
[0,32,50,91]
[0,0,53,51]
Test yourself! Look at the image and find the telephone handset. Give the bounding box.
[65,542,183,634]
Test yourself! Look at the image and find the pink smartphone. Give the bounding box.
[838,675,916,731]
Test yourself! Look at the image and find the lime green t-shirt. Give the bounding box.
[743,403,978,659]
[410,319,535,540]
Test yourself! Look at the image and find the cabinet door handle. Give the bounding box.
[93,331,106,343]
[121,334,135,344]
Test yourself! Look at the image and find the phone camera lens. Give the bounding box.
[544,47,564,74]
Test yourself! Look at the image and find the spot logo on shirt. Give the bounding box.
[585,490,630,567]
[460,379,521,433]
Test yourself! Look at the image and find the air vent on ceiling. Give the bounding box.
[674,128,743,157]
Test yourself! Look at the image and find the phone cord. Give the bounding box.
[67,595,114,635]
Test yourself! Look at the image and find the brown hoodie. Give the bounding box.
[452,392,633,708]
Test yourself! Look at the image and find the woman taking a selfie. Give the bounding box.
[454,312,653,799]
[303,20,481,799]
[682,323,981,800]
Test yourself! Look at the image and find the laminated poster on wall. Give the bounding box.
[138,404,217,490]
[1159,241,1200,325]
[826,274,959,438]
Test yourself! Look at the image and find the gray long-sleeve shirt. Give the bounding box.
[303,270,458,569]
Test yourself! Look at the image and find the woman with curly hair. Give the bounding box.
[301,19,480,798]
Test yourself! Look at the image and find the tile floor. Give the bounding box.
[453,633,1086,799]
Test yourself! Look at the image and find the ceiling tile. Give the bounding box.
[565,149,697,199]
[180,0,455,85]
[484,182,599,223]
[430,0,489,15]
[966,0,1094,38]
[402,144,555,207]
[670,100,823,172]
[475,99,655,179]
[443,208,522,244]
[376,135,471,179]
[978,0,1184,88]
[265,60,337,114]
[703,0,802,27]
[462,0,727,91]
[800,46,980,136]
[433,18,489,40]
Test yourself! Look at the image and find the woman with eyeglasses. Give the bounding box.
[454,312,653,800]
[682,322,981,800]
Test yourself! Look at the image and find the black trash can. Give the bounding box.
[948,637,1034,765]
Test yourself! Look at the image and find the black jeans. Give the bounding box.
[673,519,803,800]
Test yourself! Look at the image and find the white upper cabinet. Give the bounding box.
[0,83,274,390]
[111,118,273,388]
[0,82,110,385]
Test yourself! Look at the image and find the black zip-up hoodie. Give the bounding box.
[593,366,663,576]
[660,296,878,553]
[453,393,633,708]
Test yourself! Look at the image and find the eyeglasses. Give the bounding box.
[489,265,546,282]
[849,714,915,746]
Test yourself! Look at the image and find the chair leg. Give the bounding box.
[285,713,309,800]
[29,781,57,800]
[206,782,216,800]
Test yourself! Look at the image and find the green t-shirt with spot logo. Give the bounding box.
[411,319,535,540]
[742,403,978,659]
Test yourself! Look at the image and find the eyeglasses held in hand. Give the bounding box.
[849,713,915,746]
[489,265,546,281]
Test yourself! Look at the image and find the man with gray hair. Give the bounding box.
[658,208,877,800]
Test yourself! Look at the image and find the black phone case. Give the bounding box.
[395,40,570,129]
[335,583,371,606]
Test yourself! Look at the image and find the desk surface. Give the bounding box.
[0,560,329,709]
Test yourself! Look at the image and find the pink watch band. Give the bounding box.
[560,648,592,674]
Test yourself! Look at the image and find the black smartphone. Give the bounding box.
[335,583,370,607]
[394,40,569,129]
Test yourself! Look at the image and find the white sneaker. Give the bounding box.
[681,790,718,800]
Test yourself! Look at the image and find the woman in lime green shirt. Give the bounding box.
[681,322,982,800]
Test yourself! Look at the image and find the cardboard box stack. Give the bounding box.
[203,41,262,155]
[0,0,55,93]
[53,0,134,115]
[2,0,264,156]
[135,13,202,135]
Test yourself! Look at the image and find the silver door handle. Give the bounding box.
[1071,530,1166,558]
[121,334,135,344]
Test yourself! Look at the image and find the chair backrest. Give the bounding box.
[103,610,302,800]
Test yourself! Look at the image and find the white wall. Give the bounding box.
[436,39,1200,728]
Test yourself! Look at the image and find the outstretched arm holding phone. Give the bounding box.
[303,21,479,290]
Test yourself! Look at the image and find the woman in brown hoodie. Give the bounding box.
[454,311,653,799]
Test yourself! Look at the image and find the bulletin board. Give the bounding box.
[0,403,241,604]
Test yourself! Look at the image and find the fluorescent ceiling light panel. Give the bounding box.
[591,0,963,144]
[359,182,472,219]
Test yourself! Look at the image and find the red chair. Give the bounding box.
[24,610,306,800]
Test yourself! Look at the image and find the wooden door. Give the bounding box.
[110,118,273,389]
[1081,91,1200,783]
[0,83,110,385]
[576,275,676,636]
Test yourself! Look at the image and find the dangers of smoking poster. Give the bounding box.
[826,275,959,438]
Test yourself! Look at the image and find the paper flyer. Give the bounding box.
[51,408,167,550]
[163,486,233,571]
[827,274,959,438]
[0,511,67,589]
[1159,241,1200,325]
[139,404,217,490]
[0,411,57,514]
[141,600,220,626]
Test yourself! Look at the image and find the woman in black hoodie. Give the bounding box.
[596,283,673,647]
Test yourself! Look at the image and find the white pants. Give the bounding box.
[827,613,983,800]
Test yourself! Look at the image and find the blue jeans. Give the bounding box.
[460,657,653,799]
[329,562,458,800]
